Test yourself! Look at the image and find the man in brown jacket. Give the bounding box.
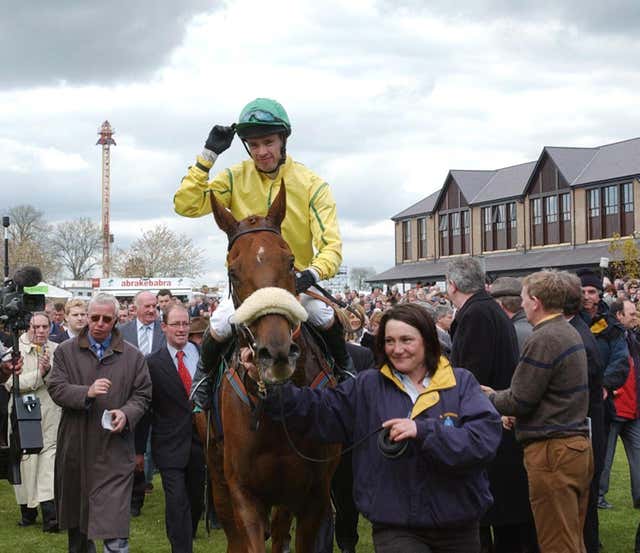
[48,293,152,553]
[483,271,593,553]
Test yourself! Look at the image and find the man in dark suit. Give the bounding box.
[140,303,204,553]
[119,291,166,515]
[118,291,166,355]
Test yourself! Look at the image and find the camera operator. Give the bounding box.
[1,320,23,450]
[5,311,60,532]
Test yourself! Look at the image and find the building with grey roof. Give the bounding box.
[372,136,640,284]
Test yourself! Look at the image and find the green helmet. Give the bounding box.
[236,98,292,139]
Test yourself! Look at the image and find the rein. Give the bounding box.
[275,386,386,463]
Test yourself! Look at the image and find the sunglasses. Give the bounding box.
[239,109,284,124]
[90,314,114,323]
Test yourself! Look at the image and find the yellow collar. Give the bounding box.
[381,356,456,419]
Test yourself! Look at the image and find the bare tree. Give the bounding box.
[7,205,49,242]
[8,238,58,282]
[48,218,102,279]
[349,266,376,291]
[114,224,204,278]
[4,204,57,281]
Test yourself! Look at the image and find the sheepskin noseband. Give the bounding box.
[231,287,308,326]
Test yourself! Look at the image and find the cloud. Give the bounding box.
[0,0,217,89]
[0,138,89,173]
[3,0,640,282]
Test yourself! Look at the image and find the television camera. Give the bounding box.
[0,215,46,483]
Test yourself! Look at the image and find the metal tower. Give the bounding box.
[96,121,116,277]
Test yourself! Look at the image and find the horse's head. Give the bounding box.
[210,182,304,384]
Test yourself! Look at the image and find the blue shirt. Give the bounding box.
[87,333,112,359]
[167,342,199,378]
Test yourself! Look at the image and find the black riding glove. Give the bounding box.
[204,124,236,154]
[295,269,318,295]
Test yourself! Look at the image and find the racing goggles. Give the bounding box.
[240,109,285,125]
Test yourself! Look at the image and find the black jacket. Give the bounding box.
[450,289,529,527]
[138,346,200,469]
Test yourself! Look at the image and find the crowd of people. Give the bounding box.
[0,263,637,552]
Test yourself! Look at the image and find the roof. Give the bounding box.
[449,170,495,203]
[369,242,614,283]
[472,161,537,204]
[391,135,640,225]
[573,136,640,185]
[545,147,598,184]
[391,189,440,221]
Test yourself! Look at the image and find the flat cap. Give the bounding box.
[189,316,209,335]
[490,276,523,298]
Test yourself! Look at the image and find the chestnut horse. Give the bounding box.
[195,183,340,553]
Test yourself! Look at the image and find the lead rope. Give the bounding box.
[276,385,385,463]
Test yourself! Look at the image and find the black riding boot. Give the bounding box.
[18,504,37,527]
[41,499,58,533]
[319,321,354,375]
[191,330,231,410]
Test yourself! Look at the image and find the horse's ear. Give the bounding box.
[266,179,286,230]
[209,190,238,236]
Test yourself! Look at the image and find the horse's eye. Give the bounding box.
[289,258,295,272]
[228,269,238,281]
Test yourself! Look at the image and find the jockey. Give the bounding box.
[174,98,352,390]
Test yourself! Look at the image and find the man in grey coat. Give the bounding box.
[48,293,151,553]
[490,277,533,353]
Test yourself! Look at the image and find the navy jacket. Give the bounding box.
[266,358,502,529]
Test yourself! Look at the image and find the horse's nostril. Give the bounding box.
[257,347,272,362]
[288,343,300,359]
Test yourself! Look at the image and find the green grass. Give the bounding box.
[0,441,634,552]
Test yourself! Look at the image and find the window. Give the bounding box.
[493,205,506,230]
[623,182,634,213]
[604,185,618,215]
[532,198,542,225]
[545,195,558,223]
[417,217,427,258]
[451,212,461,236]
[561,193,571,221]
[462,210,470,234]
[589,189,600,217]
[508,202,517,228]
[439,215,448,236]
[483,207,492,232]
[402,220,411,260]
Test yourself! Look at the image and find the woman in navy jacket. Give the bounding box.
[258,303,502,553]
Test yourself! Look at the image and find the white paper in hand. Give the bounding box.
[101,409,114,430]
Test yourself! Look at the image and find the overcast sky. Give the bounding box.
[2,0,640,286]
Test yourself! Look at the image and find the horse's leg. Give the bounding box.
[294,483,333,553]
[227,484,269,553]
[193,412,246,553]
[270,506,293,553]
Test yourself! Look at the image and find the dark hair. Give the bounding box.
[560,271,583,316]
[53,301,66,312]
[375,303,441,377]
[157,288,173,298]
[609,299,628,320]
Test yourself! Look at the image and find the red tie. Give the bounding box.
[176,350,192,397]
